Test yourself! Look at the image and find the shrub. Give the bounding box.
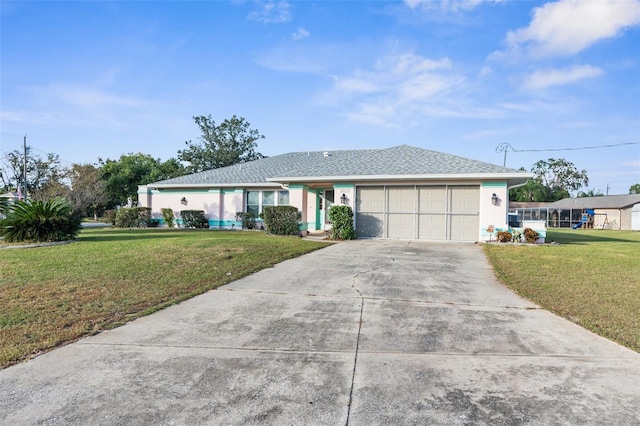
[180,210,209,228]
[235,211,257,230]
[497,231,512,243]
[0,198,82,243]
[328,205,356,240]
[148,218,161,228]
[262,206,300,235]
[104,209,117,225]
[161,208,175,228]
[115,207,152,228]
[523,227,540,244]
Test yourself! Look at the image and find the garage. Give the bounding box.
[355,185,480,241]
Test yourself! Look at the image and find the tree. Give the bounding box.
[100,153,185,207]
[630,184,640,194]
[0,150,68,199]
[509,172,548,202]
[578,189,604,198]
[67,163,109,219]
[531,158,589,201]
[178,115,265,173]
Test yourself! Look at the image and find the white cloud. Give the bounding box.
[503,0,640,58]
[248,1,292,23]
[42,85,150,108]
[522,65,604,90]
[292,27,309,40]
[327,51,470,125]
[404,0,503,12]
[479,65,492,77]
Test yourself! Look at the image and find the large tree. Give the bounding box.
[100,153,185,207]
[178,115,265,173]
[0,150,67,199]
[531,158,588,201]
[510,158,589,202]
[67,163,109,219]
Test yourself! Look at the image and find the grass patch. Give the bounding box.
[484,229,640,352]
[0,228,329,369]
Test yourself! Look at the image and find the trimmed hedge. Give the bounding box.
[161,208,175,228]
[180,210,209,228]
[115,207,152,228]
[328,205,356,240]
[235,211,257,230]
[262,206,300,235]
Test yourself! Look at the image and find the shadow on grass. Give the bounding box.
[547,229,640,245]
[77,228,242,243]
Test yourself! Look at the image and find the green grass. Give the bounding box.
[0,228,329,369]
[484,229,640,352]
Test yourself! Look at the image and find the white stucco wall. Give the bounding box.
[479,182,509,240]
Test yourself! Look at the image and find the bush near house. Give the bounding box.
[235,211,257,230]
[262,206,300,235]
[0,198,82,243]
[180,210,209,228]
[497,230,512,243]
[523,227,539,244]
[115,207,152,228]
[328,205,356,240]
[161,208,175,228]
[104,209,117,225]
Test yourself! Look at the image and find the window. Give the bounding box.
[278,190,289,205]
[246,191,260,216]
[246,190,289,215]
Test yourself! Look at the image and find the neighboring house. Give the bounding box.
[545,194,640,230]
[138,145,531,242]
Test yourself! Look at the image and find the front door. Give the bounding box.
[322,190,334,230]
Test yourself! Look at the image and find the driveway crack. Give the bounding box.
[345,285,363,425]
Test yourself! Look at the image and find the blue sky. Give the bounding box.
[1,0,639,195]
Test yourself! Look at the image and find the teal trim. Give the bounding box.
[221,188,243,194]
[481,182,507,187]
[154,189,214,194]
[208,189,221,194]
[315,192,321,230]
[209,219,242,228]
[289,184,308,190]
[333,183,354,189]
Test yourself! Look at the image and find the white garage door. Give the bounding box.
[356,185,479,241]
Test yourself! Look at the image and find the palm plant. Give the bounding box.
[0,198,82,243]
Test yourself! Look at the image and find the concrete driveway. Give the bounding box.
[1,240,638,425]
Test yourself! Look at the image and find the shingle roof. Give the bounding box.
[547,194,640,210]
[149,144,528,186]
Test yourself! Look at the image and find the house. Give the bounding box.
[545,194,640,230]
[138,145,531,242]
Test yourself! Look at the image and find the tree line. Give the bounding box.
[0,115,264,219]
[1,114,638,218]
[510,158,640,202]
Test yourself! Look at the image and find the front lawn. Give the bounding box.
[484,229,640,352]
[0,228,329,369]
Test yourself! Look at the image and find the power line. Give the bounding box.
[509,141,639,153]
[496,141,640,167]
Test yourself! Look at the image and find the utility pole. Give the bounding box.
[606,183,610,196]
[23,135,28,201]
[495,143,513,167]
